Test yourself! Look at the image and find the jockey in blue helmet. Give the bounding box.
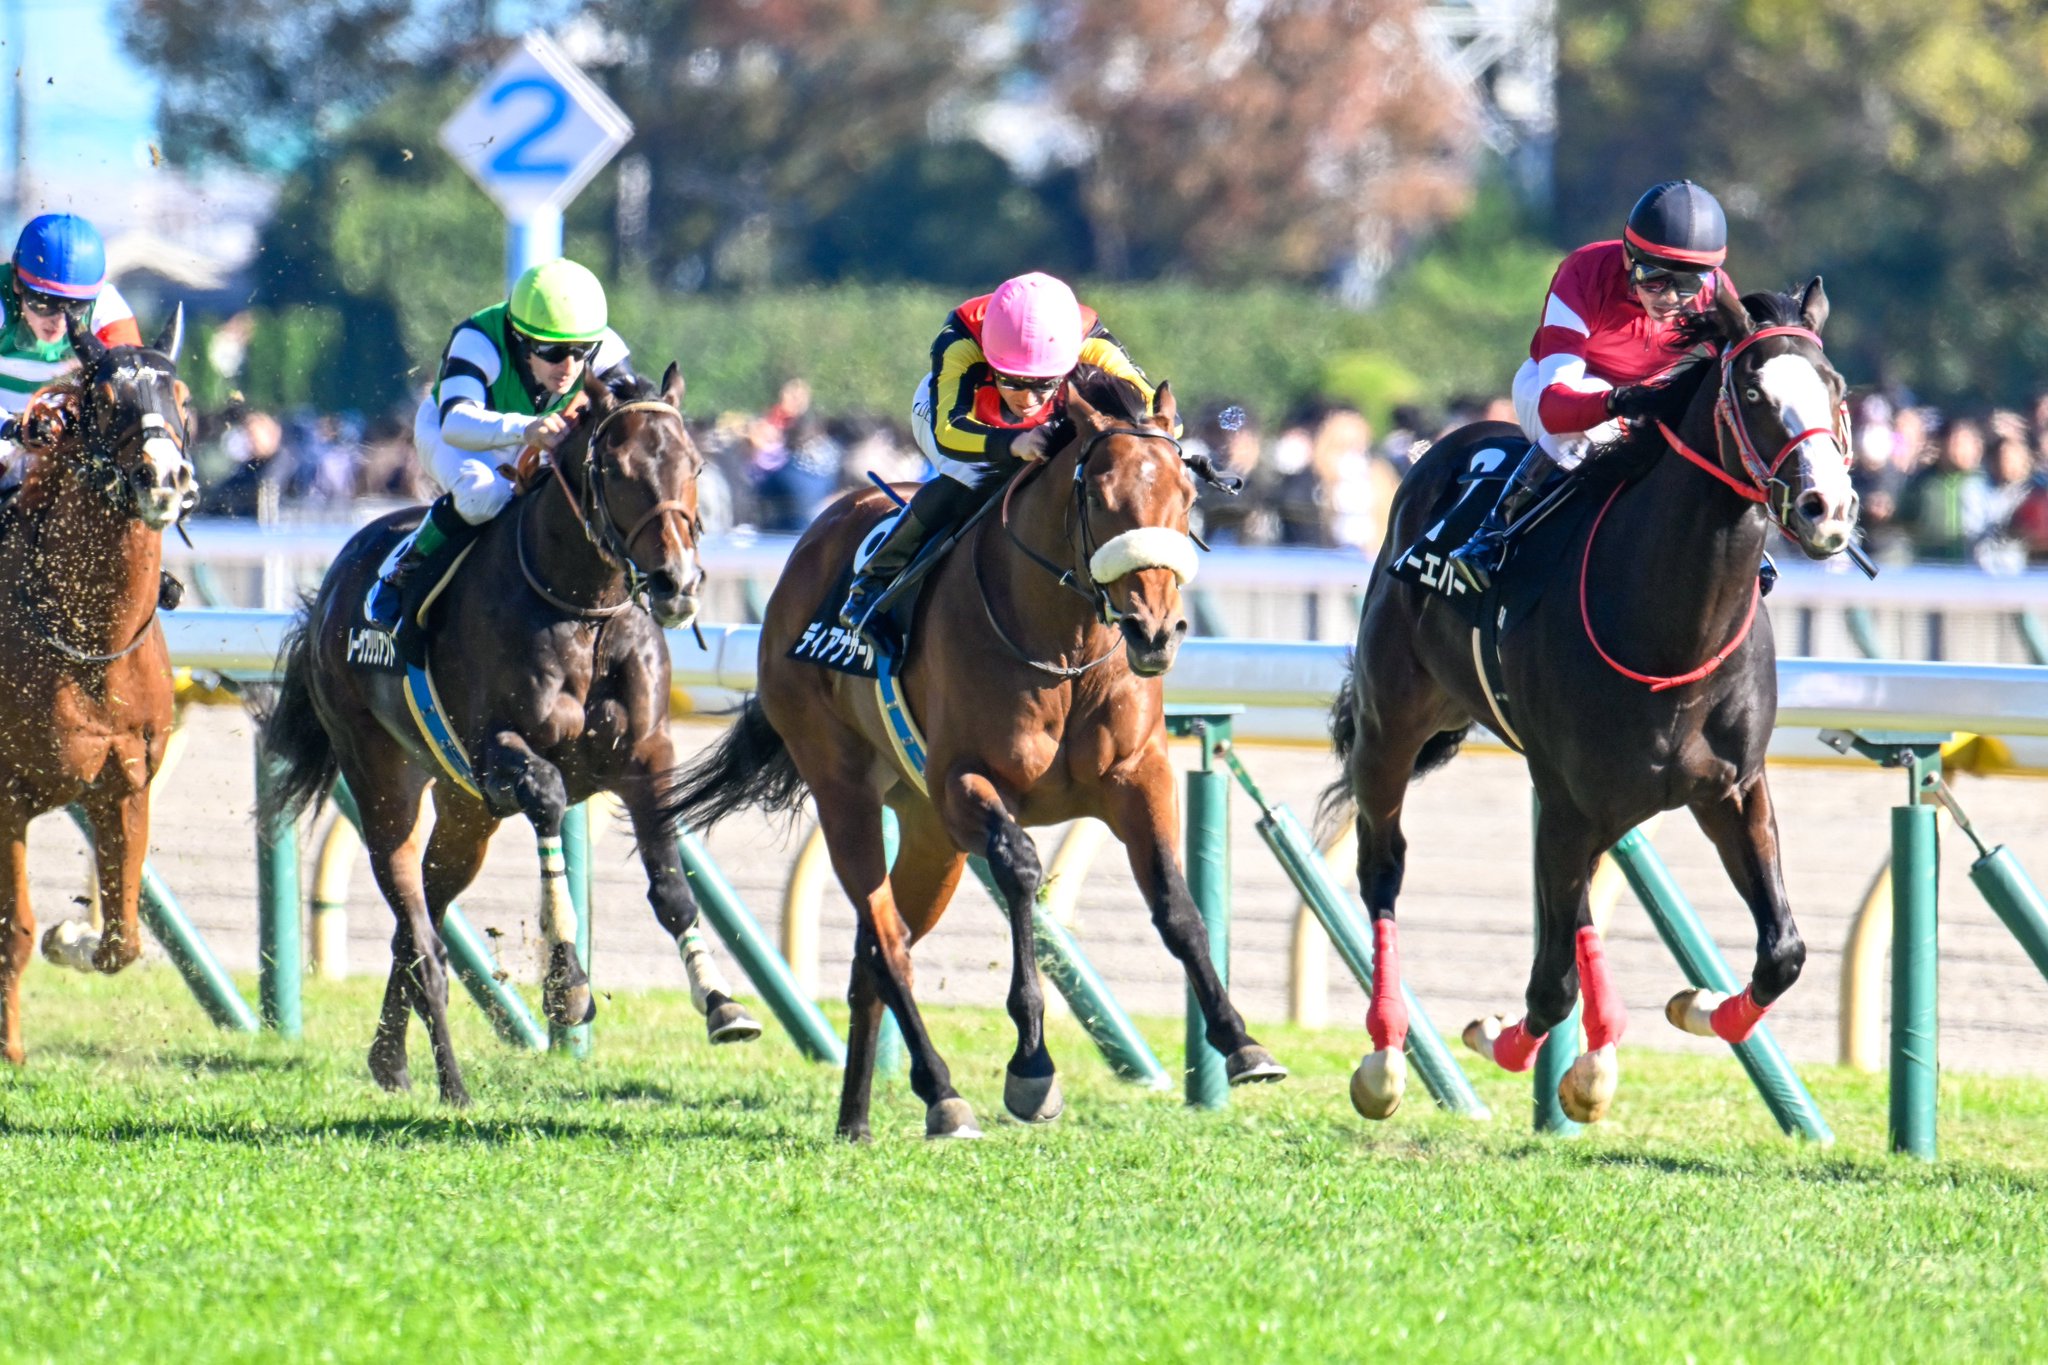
[0,214,142,465]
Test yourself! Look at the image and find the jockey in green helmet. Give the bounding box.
[366,257,633,653]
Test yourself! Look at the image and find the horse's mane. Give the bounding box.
[1068,363,1153,425]
[1580,287,1809,487]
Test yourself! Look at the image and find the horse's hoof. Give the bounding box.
[368,1047,412,1094]
[1226,1045,1288,1085]
[1665,988,1726,1038]
[1003,1067,1064,1124]
[441,1083,473,1109]
[1462,1014,1507,1061]
[40,920,99,973]
[1350,1047,1407,1120]
[1556,1044,1619,1124]
[706,1000,762,1045]
[836,1123,874,1145]
[925,1097,984,1140]
[542,944,595,1027]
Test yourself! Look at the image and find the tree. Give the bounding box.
[1556,0,2048,404]
[1034,0,1479,284]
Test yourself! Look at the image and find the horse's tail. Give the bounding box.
[1314,653,1470,840]
[253,598,339,825]
[663,695,809,833]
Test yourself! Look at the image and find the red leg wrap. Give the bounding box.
[1365,919,1409,1053]
[1710,986,1769,1044]
[1490,1019,1545,1072]
[1575,926,1627,1051]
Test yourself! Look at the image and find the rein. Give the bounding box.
[981,425,1185,678]
[1583,323,1844,692]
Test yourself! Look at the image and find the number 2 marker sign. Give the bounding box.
[438,32,634,220]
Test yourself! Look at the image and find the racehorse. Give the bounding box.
[671,367,1285,1141]
[1324,282,1858,1124]
[261,366,759,1106]
[0,309,196,1063]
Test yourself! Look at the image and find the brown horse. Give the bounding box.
[260,367,759,1106]
[1324,283,1858,1124]
[0,309,196,1062]
[673,368,1285,1141]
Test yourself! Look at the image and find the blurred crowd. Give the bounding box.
[189,378,2048,570]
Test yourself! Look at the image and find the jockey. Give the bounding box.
[0,214,143,463]
[1448,180,1733,592]
[839,271,1163,629]
[366,257,633,647]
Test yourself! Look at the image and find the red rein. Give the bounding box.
[1580,325,1836,692]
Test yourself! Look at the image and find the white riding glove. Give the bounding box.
[449,459,515,523]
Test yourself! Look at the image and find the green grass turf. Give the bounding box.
[3,968,2047,1363]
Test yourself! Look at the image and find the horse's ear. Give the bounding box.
[66,312,107,370]
[151,302,184,362]
[660,361,685,409]
[1065,380,1105,431]
[1152,379,1178,433]
[580,366,611,409]
[1800,277,1829,336]
[1712,282,1753,345]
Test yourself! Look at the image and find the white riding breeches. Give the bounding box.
[1510,357,1622,471]
[413,393,516,525]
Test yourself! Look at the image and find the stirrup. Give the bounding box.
[839,577,887,631]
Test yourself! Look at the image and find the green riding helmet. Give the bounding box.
[508,258,609,344]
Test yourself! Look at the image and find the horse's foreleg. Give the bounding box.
[621,786,759,1045]
[1670,778,1802,1044]
[813,779,975,1140]
[480,732,591,1030]
[1100,753,1285,1087]
[0,815,31,1064]
[937,772,1061,1124]
[79,786,148,974]
[1464,795,1624,1122]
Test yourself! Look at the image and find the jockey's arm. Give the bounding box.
[1528,280,1614,440]
[927,328,1013,462]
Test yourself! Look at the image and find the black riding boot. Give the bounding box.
[839,477,984,630]
[364,496,486,666]
[1447,446,1561,593]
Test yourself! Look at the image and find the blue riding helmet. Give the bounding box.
[13,213,107,300]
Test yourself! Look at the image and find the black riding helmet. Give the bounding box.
[1623,179,1727,276]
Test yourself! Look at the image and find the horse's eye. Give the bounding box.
[1745,387,1761,403]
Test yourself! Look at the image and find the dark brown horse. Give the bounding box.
[673,368,1284,1141]
[0,310,196,1062]
[1326,283,1858,1123]
[261,367,759,1105]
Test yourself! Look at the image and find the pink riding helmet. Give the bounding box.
[981,272,1084,378]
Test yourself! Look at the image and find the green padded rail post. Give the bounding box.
[253,748,303,1038]
[550,803,594,1059]
[1609,828,1833,1144]
[65,806,259,1033]
[329,778,545,1051]
[1183,719,1232,1110]
[875,811,906,1079]
[1890,802,1939,1160]
[676,830,845,1066]
[1970,846,2048,987]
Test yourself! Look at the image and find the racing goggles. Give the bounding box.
[992,371,1062,399]
[19,287,89,320]
[520,335,598,365]
[1629,262,1707,300]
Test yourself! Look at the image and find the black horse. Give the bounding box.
[260,367,760,1105]
[1326,282,1858,1124]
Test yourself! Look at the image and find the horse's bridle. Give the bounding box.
[1658,324,1851,530]
[1002,425,1188,628]
[528,398,702,615]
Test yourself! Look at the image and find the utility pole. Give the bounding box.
[7,0,26,219]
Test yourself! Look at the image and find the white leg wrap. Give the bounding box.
[42,919,101,972]
[537,835,577,946]
[678,925,732,1015]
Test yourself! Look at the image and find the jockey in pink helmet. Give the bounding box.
[840,271,1162,629]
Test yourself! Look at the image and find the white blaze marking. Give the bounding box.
[1755,353,1851,509]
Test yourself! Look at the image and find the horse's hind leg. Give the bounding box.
[619,781,760,1046]
[1668,777,1802,1043]
[932,775,1061,1124]
[354,760,470,1106]
[1100,750,1285,1086]
[0,813,31,1064]
[478,732,591,1029]
[1463,793,1627,1122]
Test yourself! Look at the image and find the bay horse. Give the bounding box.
[0,309,196,1063]
[672,368,1285,1141]
[260,367,759,1106]
[1326,282,1858,1124]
